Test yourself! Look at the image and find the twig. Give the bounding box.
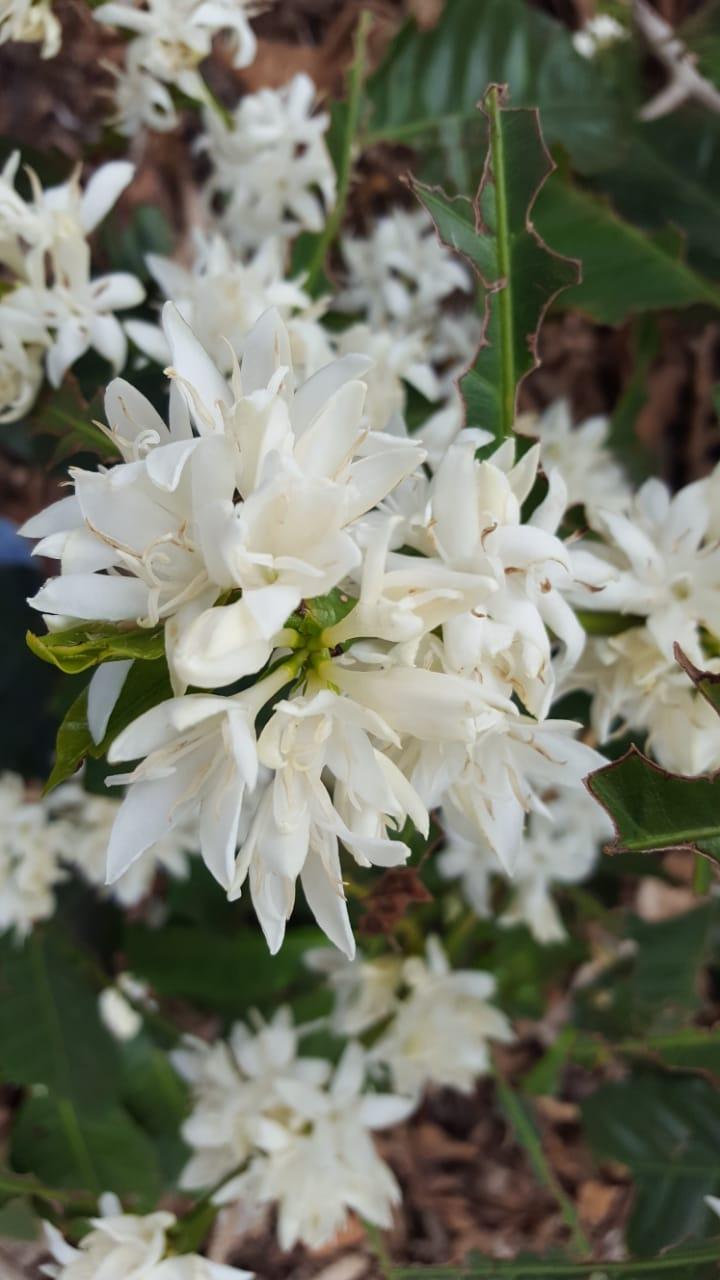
[634,0,720,121]
[492,1059,593,1261]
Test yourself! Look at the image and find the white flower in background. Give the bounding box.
[572,12,627,59]
[575,473,720,663]
[518,399,631,512]
[0,0,61,58]
[50,786,195,907]
[305,947,403,1035]
[334,323,441,432]
[0,154,141,402]
[98,983,143,1041]
[370,937,513,1097]
[174,1006,332,1191]
[42,1194,253,1279]
[570,626,720,775]
[213,1042,413,1251]
[439,790,612,944]
[95,0,262,132]
[338,208,472,333]
[0,774,66,939]
[0,317,46,422]
[127,232,329,377]
[200,74,336,250]
[107,39,178,137]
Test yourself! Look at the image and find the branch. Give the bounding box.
[634,0,720,121]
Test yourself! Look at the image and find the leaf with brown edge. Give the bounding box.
[675,642,720,718]
[586,745,720,867]
[413,84,580,441]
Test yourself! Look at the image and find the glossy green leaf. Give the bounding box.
[28,622,164,675]
[416,89,578,440]
[0,1197,40,1241]
[363,0,627,174]
[28,377,112,465]
[582,1075,720,1253]
[11,1095,162,1204]
[533,178,720,324]
[0,933,120,1108]
[45,657,172,792]
[587,746,720,866]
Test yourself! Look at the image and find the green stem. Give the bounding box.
[305,10,373,293]
[0,1174,95,1211]
[493,1062,592,1261]
[486,86,515,438]
[390,1245,720,1277]
[364,1219,393,1279]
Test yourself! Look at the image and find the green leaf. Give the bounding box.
[675,645,720,719]
[0,1197,40,1241]
[126,924,321,1016]
[575,610,645,637]
[46,657,172,792]
[416,87,579,440]
[533,178,720,325]
[28,377,113,465]
[11,1095,162,1204]
[0,933,120,1108]
[587,746,720,866]
[120,1034,188,1183]
[363,0,627,175]
[582,1074,720,1254]
[28,622,164,675]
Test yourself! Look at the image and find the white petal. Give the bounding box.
[80,161,134,232]
[87,659,132,744]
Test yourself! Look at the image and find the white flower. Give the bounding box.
[575,473,720,664]
[572,13,626,59]
[0,154,141,396]
[96,0,261,132]
[370,937,513,1097]
[403,434,584,718]
[174,1006,332,1191]
[98,985,143,1041]
[212,1041,413,1251]
[439,789,612,944]
[0,774,66,939]
[50,785,194,907]
[105,668,284,892]
[518,399,631,512]
[0,318,45,422]
[338,207,472,334]
[42,1195,252,1280]
[0,0,61,57]
[127,232,324,376]
[571,627,720,775]
[230,684,429,957]
[199,74,336,250]
[334,323,441,432]
[305,947,403,1035]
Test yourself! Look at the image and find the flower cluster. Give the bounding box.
[96,0,262,135]
[174,1009,413,1250]
[0,773,67,938]
[312,936,514,1096]
[23,297,603,958]
[569,465,720,774]
[438,789,612,944]
[43,1194,252,1280]
[0,772,194,938]
[0,155,143,420]
[198,73,336,252]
